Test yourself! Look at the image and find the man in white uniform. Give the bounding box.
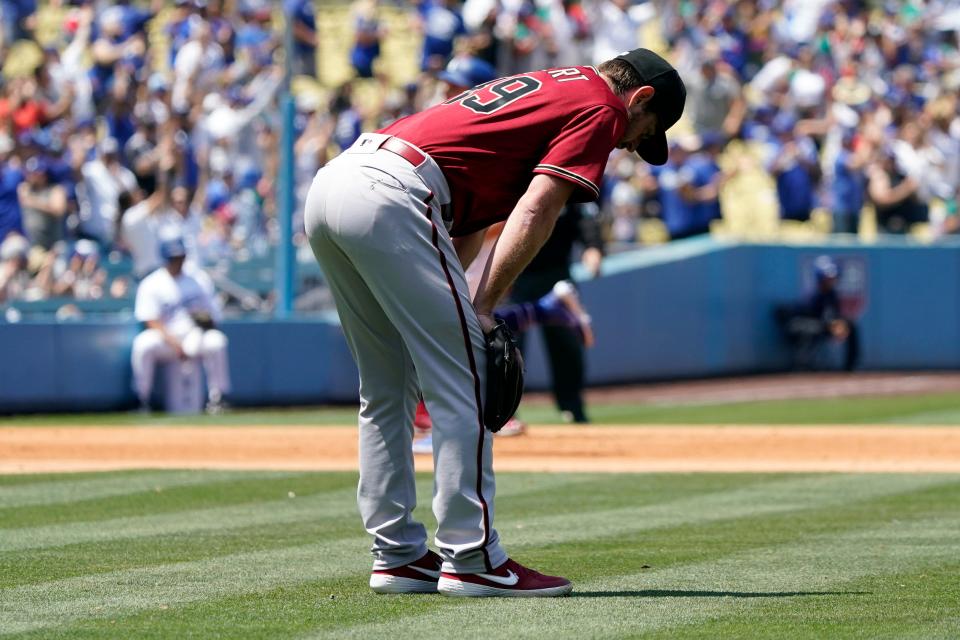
[131,237,230,413]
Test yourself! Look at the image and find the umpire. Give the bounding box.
[511,202,603,423]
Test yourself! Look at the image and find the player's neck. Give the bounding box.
[599,73,624,103]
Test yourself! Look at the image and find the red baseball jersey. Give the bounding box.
[380,66,627,236]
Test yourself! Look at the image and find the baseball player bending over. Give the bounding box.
[304,49,685,597]
[131,237,231,413]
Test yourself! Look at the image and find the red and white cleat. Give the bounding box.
[370,550,443,594]
[437,558,572,597]
[413,400,433,432]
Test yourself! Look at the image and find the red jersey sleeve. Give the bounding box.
[533,104,625,201]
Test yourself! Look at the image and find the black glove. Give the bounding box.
[483,319,524,432]
[190,312,215,331]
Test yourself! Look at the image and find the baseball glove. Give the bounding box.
[190,312,215,331]
[483,319,524,432]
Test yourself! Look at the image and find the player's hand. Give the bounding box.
[167,339,187,360]
[476,312,499,335]
[829,319,850,341]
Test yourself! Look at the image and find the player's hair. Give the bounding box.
[597,58,645,96]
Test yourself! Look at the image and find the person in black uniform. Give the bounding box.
[511,201,603,423]
[866,148,928,234]
[775,255,860,371]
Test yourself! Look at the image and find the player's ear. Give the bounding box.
[628,85,655,109]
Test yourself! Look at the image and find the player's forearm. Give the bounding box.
[474,177,571,314]
[474,219,549,318]
[475,212,551,313]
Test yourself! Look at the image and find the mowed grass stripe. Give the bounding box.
[501,473,954,549]
[29,476,959,639]
[2,473,953,636]
[0,474,772,591]
[644,562,960,639]
[0,470,308,509]
[0,487,358,553]
[0,472,615,553]
[308,514,960,640]
[0,473,359,529]
[527,393,960,424]
[3,390,960,426]
[0,538,370,635]
[0,473,622,588]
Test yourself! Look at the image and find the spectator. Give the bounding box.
[125,113,161,195]
[585,0,644,66]
[120,185,167,279]
[234,3,275,66]
[417,0,467,72]
[0,0,36,45]
[766,112,820,222]
[0,76,48,134]
[77,136,138,246]
[608,178,641,244]
[2,0,959,312]
[687,53,745,138]
[0,136,24,245]
[830,128,868,234]
[172,17,225,114]
[867,147,927,234]
[55,5,97,122]
[685,133,727,236]
[649,137,700,240]
[53,239,106,301]
[131,237,230,413]
[329,82,363,152]
[89,6,146,107]
[164,0,196,67]
[350,0,385,79]
[17,156,67,251]
[0,232,29,303]
[285,0,318,77]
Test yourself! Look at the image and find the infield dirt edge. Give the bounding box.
[3,425,960,474]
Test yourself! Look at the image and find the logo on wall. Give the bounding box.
[800,254,868,319]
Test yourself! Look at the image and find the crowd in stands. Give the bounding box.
[2,0,960,310]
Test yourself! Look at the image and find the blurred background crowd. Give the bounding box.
[2,0,959,316]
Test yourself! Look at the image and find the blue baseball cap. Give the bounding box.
[159,237,188,261]
[24,156,49,175]
[772,111,798,136]
[438,56,497,89]
[813,255,839,281]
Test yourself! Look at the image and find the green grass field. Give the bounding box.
[3,390,960,426]
[2,393,959,638]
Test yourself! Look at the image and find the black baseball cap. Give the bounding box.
[614,48,686,165]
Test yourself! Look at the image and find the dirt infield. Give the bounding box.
[3,425,960,474]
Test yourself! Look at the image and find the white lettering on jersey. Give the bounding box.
[547,68,589,82]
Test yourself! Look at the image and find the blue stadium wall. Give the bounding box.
[2,238,958,412]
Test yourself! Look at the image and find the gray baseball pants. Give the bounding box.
[304,133,506,574]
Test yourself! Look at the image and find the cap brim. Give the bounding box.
[636,130,668,166]
[438,71,469,88]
